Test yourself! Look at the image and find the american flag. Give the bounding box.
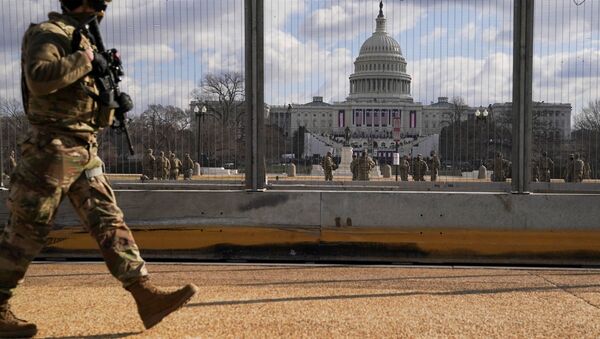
[409,111,417,128]
[354,109,362,126]
[338,110,345,127]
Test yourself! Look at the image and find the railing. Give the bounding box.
[0,0,598,192]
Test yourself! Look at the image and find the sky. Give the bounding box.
[0,0,599,118]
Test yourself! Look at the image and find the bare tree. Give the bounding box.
[442,96,468,126]
[191,72,245,127]
[135,104,191,153]
[574,100,600,132]
[0,97,29,133]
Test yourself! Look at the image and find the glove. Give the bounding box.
[91,51,109,76]
[115,92,134,120]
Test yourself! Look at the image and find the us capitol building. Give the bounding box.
[268,1,571,158]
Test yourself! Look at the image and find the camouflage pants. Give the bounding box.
[0,133,147,297]
[169,169,180,180]
[142,164,154,179]
[430,168,439,182]
[399,169,408,181]
[324,170,333,181]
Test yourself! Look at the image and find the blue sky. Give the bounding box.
[0,0,598,117]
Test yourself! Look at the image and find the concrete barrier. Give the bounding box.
[1,188,599,265]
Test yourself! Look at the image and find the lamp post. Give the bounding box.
[194,104,207,167]
[475,106,489,165]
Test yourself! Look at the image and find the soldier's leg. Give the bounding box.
[68,173,197,329]
[0,180,62,297]
[67,174,147,286]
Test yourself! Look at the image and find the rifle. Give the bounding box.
[74,15,135,155]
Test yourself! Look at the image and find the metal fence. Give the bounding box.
[0,0,598,190]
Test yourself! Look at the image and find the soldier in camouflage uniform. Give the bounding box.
[155,151,169,180]
[399,155,410,181]
[162,152,171,179]
[155,151,163,179]
[182,153,195,180]
[429,151,440,182]
[321,151,335,181]
[565,154,574,183]
[141,148,155,181]
[350,154,358,181]
[0,1,197,336]
[492,152,509,182]
[583,157,592,180]
[574,153,584,183]
[412,154,428,181]
[538,151,554,182]
[356,151,375,181]
[169,152,182,180]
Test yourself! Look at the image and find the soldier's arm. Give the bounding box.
[23,25,92,96]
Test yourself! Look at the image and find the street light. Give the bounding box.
[475,106,488,167]
[194,104,207,169]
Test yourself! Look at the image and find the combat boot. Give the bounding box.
[126,277,198,329]
[0,298,37,338]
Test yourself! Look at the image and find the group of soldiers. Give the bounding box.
[532,152,592,183]
[142,149,195,181]
[483,151,593,183]
[320,150,442,182]
[395,151,441,182]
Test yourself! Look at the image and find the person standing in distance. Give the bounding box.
[0,1,197,337]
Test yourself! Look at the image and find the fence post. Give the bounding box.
[512,0,534,194]
[244,0,266,191]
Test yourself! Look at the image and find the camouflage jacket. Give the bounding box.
[539,156,554,170]
[321,156,335,171]
[21,12,101,138]
[431,155,441,170]
[183,157,195,171]
[170,157,182,171]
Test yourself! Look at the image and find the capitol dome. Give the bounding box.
[359,30,402,55]
[348,1,413,102]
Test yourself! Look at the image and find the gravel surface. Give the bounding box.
[10,263,600,338]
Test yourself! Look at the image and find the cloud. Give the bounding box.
[421,27,447,46]
[299,1,427,47]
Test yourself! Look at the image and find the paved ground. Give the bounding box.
[10,263,600,338]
